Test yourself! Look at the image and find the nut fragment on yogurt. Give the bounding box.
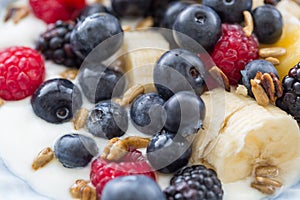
[32,147,54,170]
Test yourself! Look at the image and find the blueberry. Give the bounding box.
[71,13,123,60]
[163,91,205,136]
[146,130,192,173]
[241,60,279,97]
[102,175,166,200]
[202,0,252,23]
[31,78,82,124]
[86,102,128,139]
[78,63,126,103]
[154,48,206,100]
[173,4,222,52]
[252,5,283,44]
[54,134,98,168]
[111,0,152,17]
[78,3,108,20]
[130,93,166,135]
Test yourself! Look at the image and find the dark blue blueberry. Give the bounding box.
[148,0,178,26]
[102,175,166,200]
[202,0,252,23]
[111,0,152,17]
[71,13,123,60]
[78,3,108,20]
[31,78,82,124]
[173,4,222,52]
[54,134,98,168]
[252,5,283,44]
[130,93,165,135]
[154,48,206,100]
[86,102,128,139]
[146,130,192,174]
[163,91,205,136]
[241,60,279,97]
[78,63,126,103]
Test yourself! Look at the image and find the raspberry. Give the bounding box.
[90,149,156,197]
[211,24,259,85]
[29,0,86,24]
[0,47,45,101]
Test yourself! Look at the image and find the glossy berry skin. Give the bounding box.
[173,4,222,52]
[0,46,45,101]
[102,175,166,200]
[31,78,82,124]
[71,13,123,60]
[111,0,152,17]
[164,91,205,136]
[147,130,192,174]
[253,5,283,44]
[130,93,165,135]
[211,24,259,85]
[148,0,178,26]
[90,149,156,197]
[202,0,252,23]
[54,134,98,168]
[154,48,206,100]
[241,60,279,97]
[78,64,125,103]
[78,3,108,20]
[86,102,128,139]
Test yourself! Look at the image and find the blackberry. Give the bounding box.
[276,62,300,123]
[164,165,223,200]
[36,20,83,68]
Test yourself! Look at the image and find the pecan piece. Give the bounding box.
[73,108,89,130]
[4,6,29,24]
[251,79,270,106]
[32,147,54,170]
[70,179,97,200]
[208,66,230,92]
[270,73,283,98]
[261,73,276,103]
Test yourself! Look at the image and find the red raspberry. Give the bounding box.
[29,0,86,24]
[0,47,45,101]
[211,24,259,85]
[90,149,156,197]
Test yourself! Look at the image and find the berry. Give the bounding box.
[202,0,252,23]
[211,24,259,85]
[164,165,223,200]
[35,20,83,68]
[111,0,152,17]
[29,0,85,24]
[173,4,222,52]
[163,91,205,136]
[78,64,125,103]
[102,175,166,200]
[54,134,98,168]
[276,62,300,123]
[90,149,156,196]
[146,130,192,174]
[241,60,279,97]
[253,5,283,44]
[71,13,123,60]
[154,48,206,100]
[0,46,45,101]
[148,0,178,26]
[31,78,82,124]
[78,3,108,20]
[86,102,128,139]
[130,93,166,135]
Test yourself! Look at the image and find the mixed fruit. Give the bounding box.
[1,0,300,200]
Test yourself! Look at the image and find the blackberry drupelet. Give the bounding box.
[276,62,300,123]
[164,165,223,200]
[36,20,83,68]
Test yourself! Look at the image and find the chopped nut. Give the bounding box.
[136,16,154,29]
[4,6,29,24]
[32,147,54,170]
[261,73,276,103]
[243,11,254,37]
[73,108,89,130]
[255,165,279,178]
[60,69,79,80]
[123,136,150,149]
[117,84,145,106]
[251,79,270,106]
[265,57,280,65]
[270,73,283,98]
[0,99,5,107]
[101,138,129,161]
[251,182,276,195]
[122,25,132,32]
[259,47,287,58]
[208,66,230,92]
[70,179,97,200]
[236,85,248,96]
[256,177,282,188]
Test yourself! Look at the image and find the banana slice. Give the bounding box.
[191,88,300,183]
